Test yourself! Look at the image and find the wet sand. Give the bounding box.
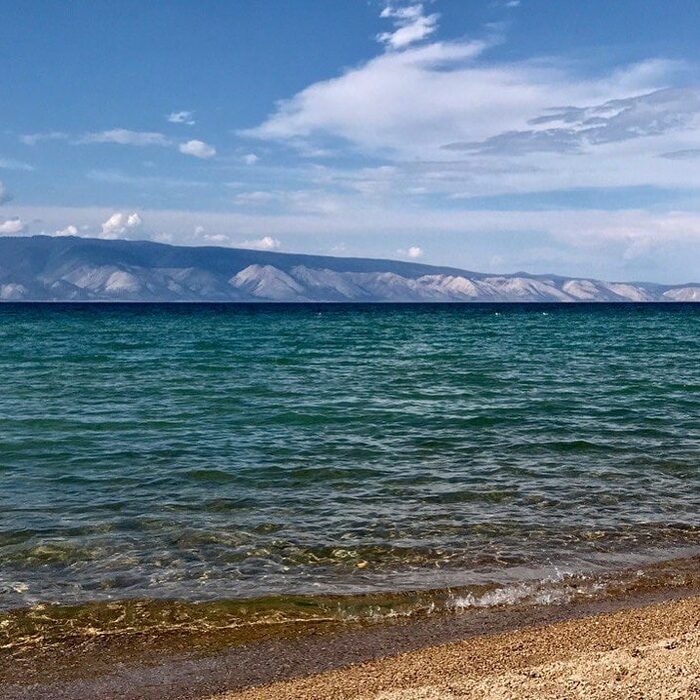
[4,588,700,700]
[217,594,700,700]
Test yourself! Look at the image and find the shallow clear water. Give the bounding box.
[1,303,699,614]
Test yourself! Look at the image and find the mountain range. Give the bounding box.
[0,235,698,302]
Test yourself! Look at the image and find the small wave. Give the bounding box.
[450,569,592,610]
[4,555,699,660]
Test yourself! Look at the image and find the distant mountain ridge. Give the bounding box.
[0,235,698,302]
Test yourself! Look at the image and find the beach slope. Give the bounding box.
[218,595,700,700]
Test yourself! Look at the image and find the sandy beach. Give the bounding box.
[217,595,700,700]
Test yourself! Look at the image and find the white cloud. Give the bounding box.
[445,88,700,155]
[55,224,79,236]
[203,233,230,243]
[78,129,171,147]
[100,212,143,239]
[243,153,259,165]
[238,235,281,250]
[241,0,694,201]
[179,139,216,159]
[244,40,682,164]
[378,3,439,50]
[241,34,700,204]
[167,110,195,125]
[398,245,424,258]
[0,181,10,205]
[0,218,27,235]
[193,226,230,245]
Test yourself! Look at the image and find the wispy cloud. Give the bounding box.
[24,128,217,161]
[243,39,682,161]
[377,3,439,50]
[77,129,172,147]
[0,181,10,205]
[234,190,279,205]
[659,148,700,160]
[242,39,495,153]
[443,88,700,155]
[0,157,34,171]
[233,188,342,215]
[241,16,700,203]
[87,170,209,188]
[20,131,68,146]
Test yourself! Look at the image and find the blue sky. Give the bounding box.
[2,0,700,282]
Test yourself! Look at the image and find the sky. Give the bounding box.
[2,0,700,283]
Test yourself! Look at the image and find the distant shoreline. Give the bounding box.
[1,235,699,302]
[1,299,700,304]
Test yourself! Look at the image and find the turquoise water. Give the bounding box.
[1,303,699,617]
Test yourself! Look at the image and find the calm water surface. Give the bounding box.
[1,303,699,618]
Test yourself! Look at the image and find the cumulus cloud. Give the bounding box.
[398,245,424,258]
[238,236,281,250]
[54,224,80,236]
[100,212,143,239]
[193,225,229,244]
[179,140,216,158]
[378,3,439,50]
[243,153,259,165]
[78,129,171,147]
[0,218,27,235]
[167,110,195,125]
